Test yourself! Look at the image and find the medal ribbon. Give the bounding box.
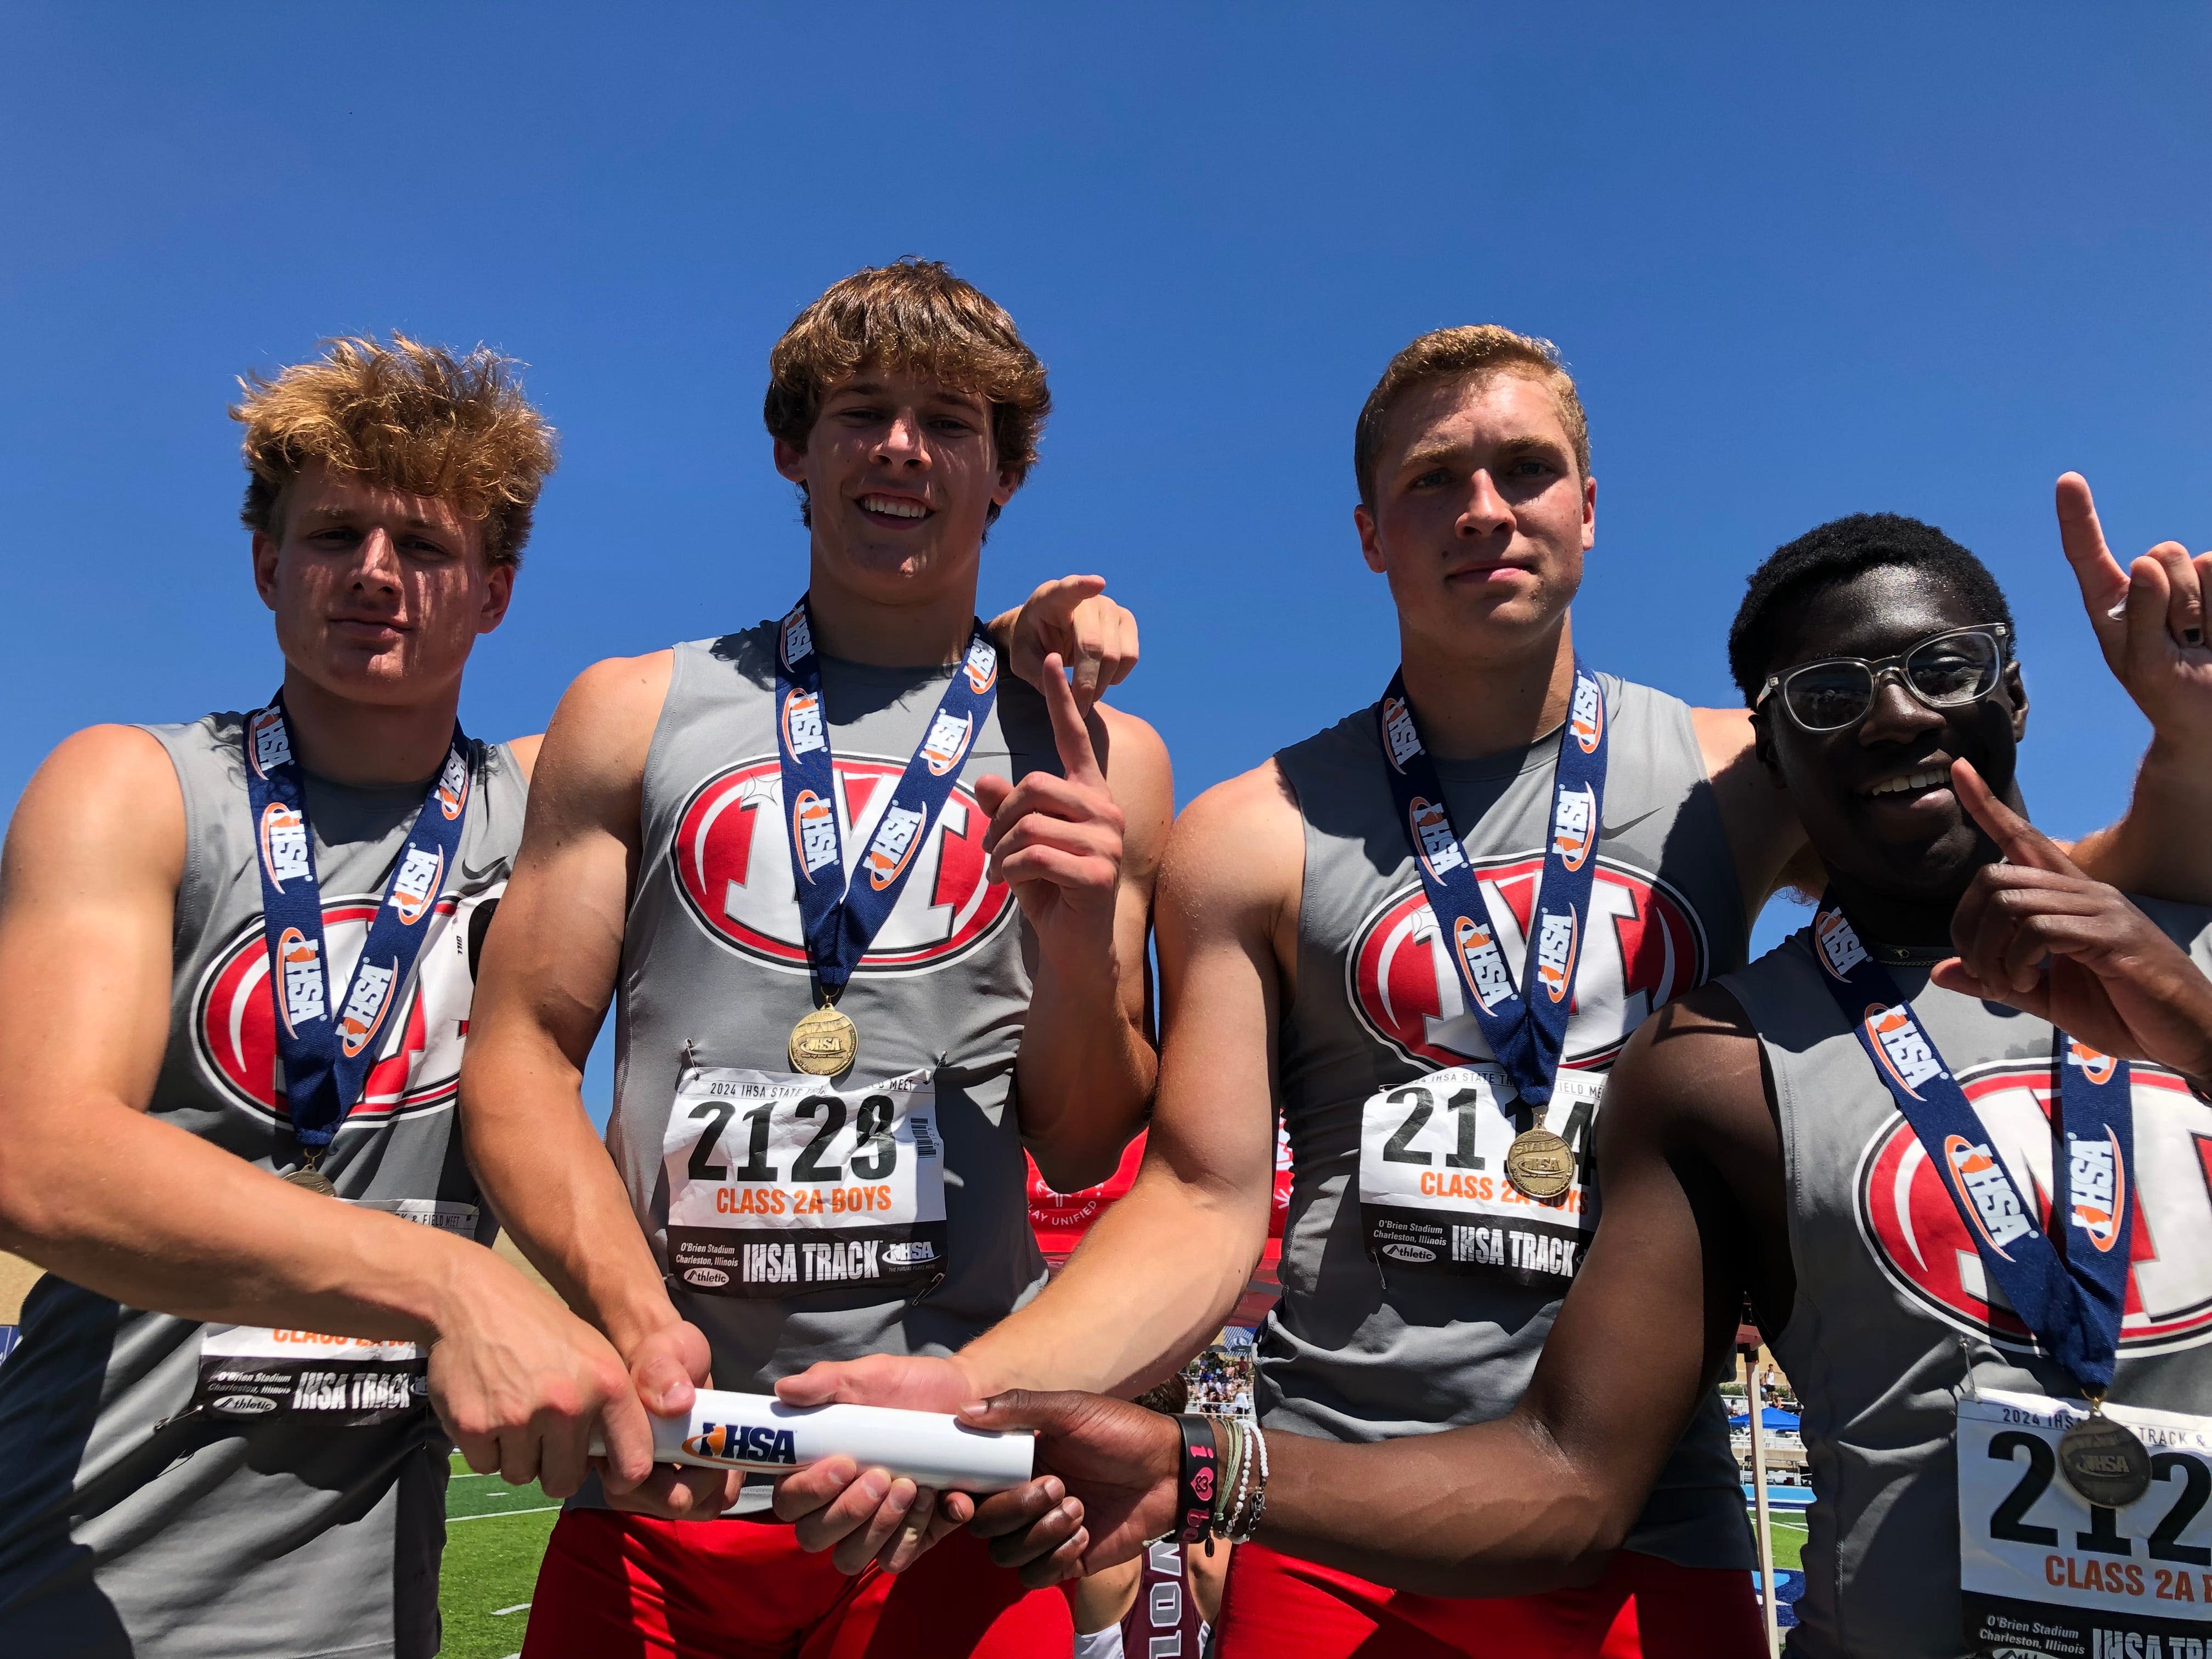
[773,596,999,1003]
[1808,896,2135,1390]
[242,696,472,1154]
[1375,659,1609,1107]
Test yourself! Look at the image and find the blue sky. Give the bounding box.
[4,5,2206,1120]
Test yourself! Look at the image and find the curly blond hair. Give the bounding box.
[764,259,1049,524]
[1354,325,1590,512]
[232,334,558,568]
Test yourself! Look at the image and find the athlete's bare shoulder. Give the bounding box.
[1156,759,1302,949]
[1608,979,1767,1138]
[1089,702,1173,868]
[1690,704,1754,774]
[521,651,675,841]
[503,733,544,781]
[1692,703,1812,917]
[544,651,674,774]
[1603,976,1794,1317]
[562,648,676,731]
[1089,702,1169,788]
[2,725,185,902]
[0,727,185,1146]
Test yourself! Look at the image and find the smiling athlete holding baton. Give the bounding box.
[459,258,1173,1658]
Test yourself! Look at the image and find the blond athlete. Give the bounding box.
[0,338,605,1659]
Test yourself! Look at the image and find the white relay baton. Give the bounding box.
[588,1389,1035,1493]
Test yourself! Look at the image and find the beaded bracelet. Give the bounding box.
[1230,1420,1256,1532]
[1235,1421,1270,1539]
[1210,1416,1246,1534]
[1216,1419,1268,1541]
[1178,1413,1269,1543]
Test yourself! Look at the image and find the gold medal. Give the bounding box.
[789,1005,859,1076]
[2057,1397,2153,1508]
[284,1163,338,1197]
[1504,1127,1575,1202]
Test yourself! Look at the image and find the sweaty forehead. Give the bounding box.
[1767,563,1985,669]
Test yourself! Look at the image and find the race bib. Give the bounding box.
[193,1199,478,1427]
[1357,1065,1604,1286]
[1960,1388,2212,1656]
[664,1065,946,1299]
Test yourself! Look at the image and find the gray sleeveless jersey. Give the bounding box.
[0,712,523,1659]
[603,625,1056,1398]
[1266,676,1755,1570]
[1725,905,2212,1659]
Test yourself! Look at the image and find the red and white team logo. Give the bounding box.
[192,885,503,1126]
[1855,1059,2212,1355]
[1348,851,1708,1069]
[673,756,1013,975]
[1029,1135,1146,1242]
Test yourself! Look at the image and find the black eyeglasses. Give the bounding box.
[1756,623,2011,733]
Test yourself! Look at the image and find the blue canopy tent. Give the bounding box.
[1730,1407,1799,1431]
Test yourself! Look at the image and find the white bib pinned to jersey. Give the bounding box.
[191,1198,478,1426]
[1356,1063,1605,1286]
[663,1065,946,1299]
[1959,1387,2212,1655]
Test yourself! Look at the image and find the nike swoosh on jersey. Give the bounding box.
[1600,805,1665,837]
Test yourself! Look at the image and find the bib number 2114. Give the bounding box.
[1354,1064,1603,1288]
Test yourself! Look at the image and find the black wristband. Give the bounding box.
[1174,1414,1220,1544]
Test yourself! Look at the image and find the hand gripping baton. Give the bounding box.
[587,1389,1035,1492]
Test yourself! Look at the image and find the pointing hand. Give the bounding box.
[973,655,1124,970]
[1933,759,2212,1082]
[995,576,1139,710]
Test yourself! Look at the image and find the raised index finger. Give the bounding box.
[2056,473,2129,663]
[1034,573,1108,620]
[1040,653,1104,788]
[1950,757,2078,877]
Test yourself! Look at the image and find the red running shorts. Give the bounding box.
[518,1506,1073,1659]
[1210,1541,1767,1658]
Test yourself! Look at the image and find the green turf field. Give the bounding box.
[440,1456,557,1659]
[1756,1505,1807,1570]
